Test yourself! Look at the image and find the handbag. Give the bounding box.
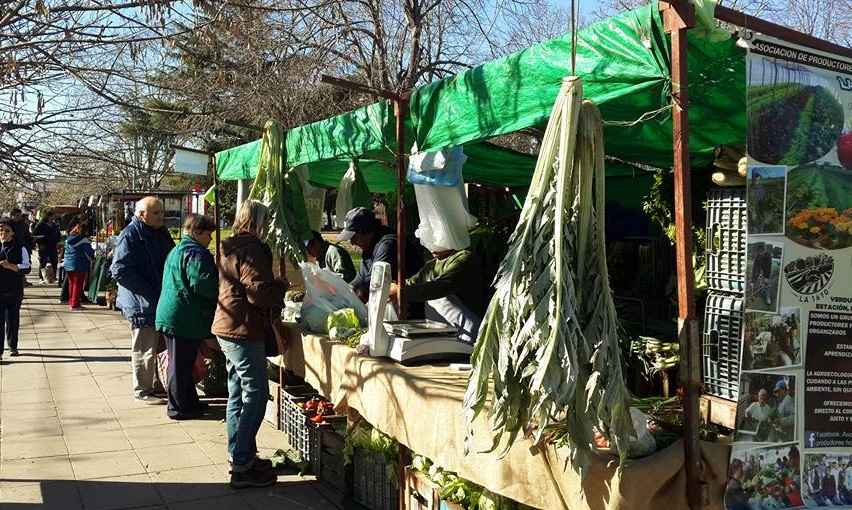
[156,346,210,389]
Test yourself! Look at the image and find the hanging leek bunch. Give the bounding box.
[463,77,633,476]
[249,120,311,265]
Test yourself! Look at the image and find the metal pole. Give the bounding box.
[659,1,706,508]
[212,154,221,267]
[394,97,409,320]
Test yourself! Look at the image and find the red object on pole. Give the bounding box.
[659,1,705,508]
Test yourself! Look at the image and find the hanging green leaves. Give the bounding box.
[249,120,311,265]
[462,77,633,476]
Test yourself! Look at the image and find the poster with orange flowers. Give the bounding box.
[728,34,852,510]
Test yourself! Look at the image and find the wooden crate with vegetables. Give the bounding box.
[313,416,352,495]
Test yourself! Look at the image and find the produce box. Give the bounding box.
[702,294,743,400]
[705,188,747,294]
[353,447,398,510]
[280,385,319,463]
[404,467,441,510]
[313,417,352,495]
[263,379,281,430]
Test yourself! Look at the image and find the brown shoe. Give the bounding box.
[229,459,277,489]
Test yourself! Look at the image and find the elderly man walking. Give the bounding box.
[111,197,175,405]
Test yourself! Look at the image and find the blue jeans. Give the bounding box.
[217,336,269,472]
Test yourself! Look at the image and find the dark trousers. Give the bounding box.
[164,334,203,418]
[0,298,21,354]
[37,247,58,280]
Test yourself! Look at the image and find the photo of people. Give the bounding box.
[801,453,852,507]
[748,166,786,235]
[742,308,802,371]
[747,240,783,312]
[736,373,797,443]
[726,443,803,510]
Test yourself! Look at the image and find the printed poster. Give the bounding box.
[727,34,852,510]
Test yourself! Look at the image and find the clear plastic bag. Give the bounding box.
[407,145,467,187]
[413,182,477,252]
[300,262,367,333]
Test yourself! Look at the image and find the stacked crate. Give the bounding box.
[702,188,747,401]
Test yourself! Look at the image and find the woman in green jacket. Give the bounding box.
[156,214,218,420]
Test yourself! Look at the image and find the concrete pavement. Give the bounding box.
[0,275,350,509]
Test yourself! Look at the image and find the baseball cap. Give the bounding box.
[339,207,377,241]
[774,379,787,392]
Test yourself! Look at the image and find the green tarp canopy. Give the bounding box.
[216,1,746,188]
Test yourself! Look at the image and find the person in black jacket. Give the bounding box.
[33,211,61,284]
[0,219,31,359]
[9,208,33,284]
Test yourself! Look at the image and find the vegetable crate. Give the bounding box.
[702,294,743,400]
[280,385,319,465]
[311,417,353,495]
[705,188,747,295]
[353,447,399,510]
[404,467,440,510]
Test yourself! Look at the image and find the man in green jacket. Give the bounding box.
[304,230,356,282]
[388,247,483,344]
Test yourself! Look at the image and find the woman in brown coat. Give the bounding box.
[212,200,288,488]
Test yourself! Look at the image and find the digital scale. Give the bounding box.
[361,262,474,365]
[385,320,473,365]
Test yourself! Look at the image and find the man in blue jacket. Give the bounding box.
[111,197,175,405]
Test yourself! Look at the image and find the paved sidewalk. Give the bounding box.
[0,276,348,509]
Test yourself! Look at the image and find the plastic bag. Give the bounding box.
[292,164,327,232]
[413,182,477,252]
[327,308,360,339]
[407,144,466,187]
[300,262,367,333]
[335,160,372,228]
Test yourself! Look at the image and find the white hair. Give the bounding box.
[135,196,162,215]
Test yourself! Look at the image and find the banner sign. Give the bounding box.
[727,34,852,510]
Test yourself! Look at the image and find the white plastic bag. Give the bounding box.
[407,143,466,187]
[335,160,371,228]
[291,165,326,232]
[413,183,477,252]
[300,262,367,333]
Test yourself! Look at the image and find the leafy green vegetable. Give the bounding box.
[462,77,632,477]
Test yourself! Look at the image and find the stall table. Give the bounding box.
[283,325,731,510]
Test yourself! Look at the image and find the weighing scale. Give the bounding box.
[384,320,474,365]
[362,262,474,364]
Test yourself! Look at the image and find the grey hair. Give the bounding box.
[135,196,162,215]
[233,200,271,236]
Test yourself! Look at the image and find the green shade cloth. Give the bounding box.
[216,1,746,187]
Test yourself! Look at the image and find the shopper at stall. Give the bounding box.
[33,210,61,284]
[212,200,288,488]
[8,208,34,285]
[63,221,95,310]
[304,229,356,282]
[156,214,218,421]
[387,246,483,344]
[111,196,175,405]
[0,219,30,359]
[339,207,423,303]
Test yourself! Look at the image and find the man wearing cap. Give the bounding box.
[305,230,356,282]
[772,379,795,441]
[338,207,423,304]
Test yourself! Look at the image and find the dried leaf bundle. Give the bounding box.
[462,77,633,476]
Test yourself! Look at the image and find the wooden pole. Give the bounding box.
[394,97,409,320]
[212,154,221,267]
[659,1,706,508]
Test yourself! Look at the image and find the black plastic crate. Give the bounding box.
[705,188,747,294]
[280,385,318,464]
[354,447,398,510]
[313,418,352,495]
[702,294,743,400]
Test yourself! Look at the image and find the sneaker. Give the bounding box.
[9,349,19,357]
[229,460,278,489]
[70,307,84,311]
[135,395,166,405]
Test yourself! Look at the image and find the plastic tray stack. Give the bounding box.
[354,447,399,510]
[702,188,747,401]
